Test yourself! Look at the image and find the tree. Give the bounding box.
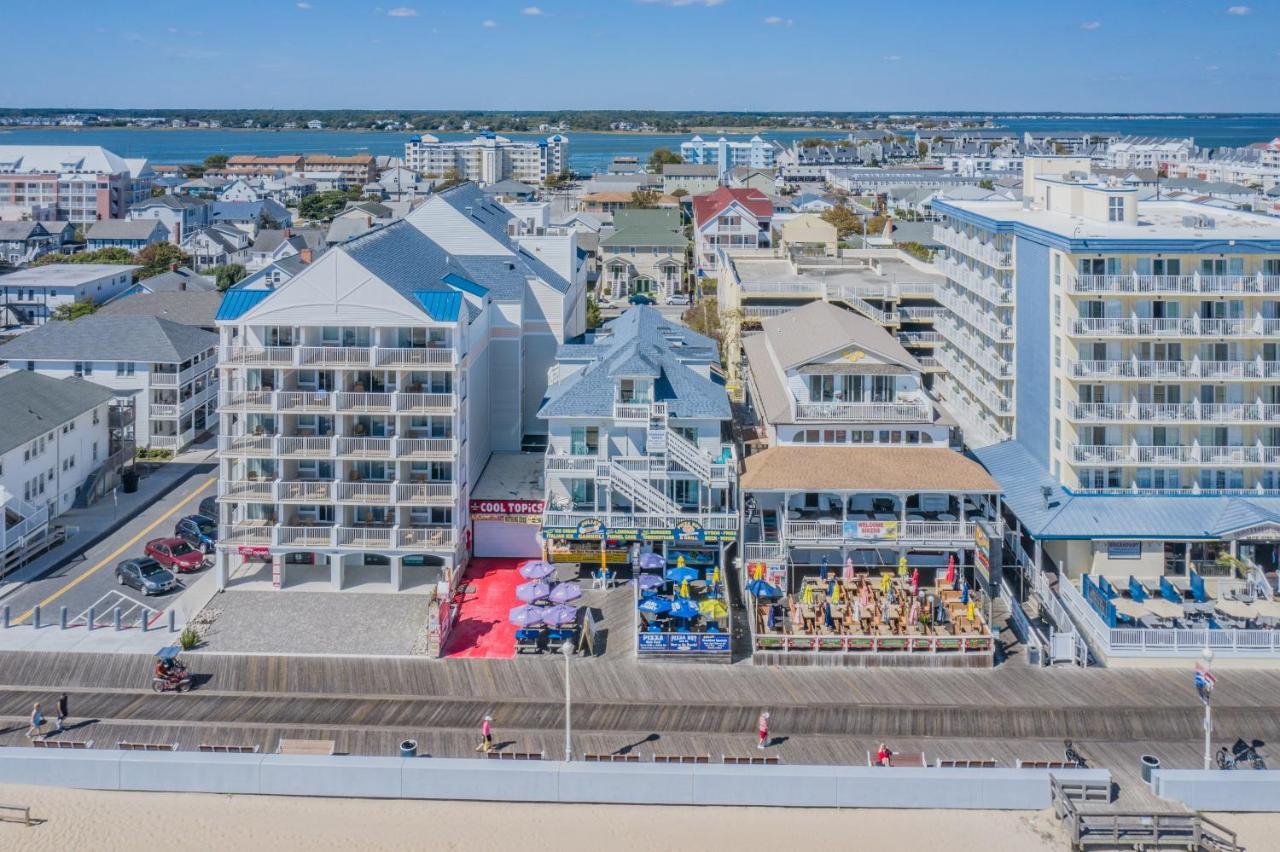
[897,241,933,263]
[51,302,97,321]
[211,264,247,291]
[203,154,229,170]
[33,247,135,266]
[820,203,864,238]
[647,147,682,171]
[630,189,659,209]
[670,188,688,198]
[297,189,354,222]
[434,168,464,192]
[799,137,832,148]
[135,242,191,279]
[916,141,929,159]
[586,296,602,330]
[978,178,995,190]
[544,170,572,189]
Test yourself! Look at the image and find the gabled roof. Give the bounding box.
[0,314,216,363]
[539,307,729,420]
[600,209,686,249]
[130,267,216,293]
[86,219,167,240]
[0,221,49,240]
[0,372,115,456]
[217,288,273,321]
[98,290,223,328]
[692,186,773,226]
[759,301,919,371]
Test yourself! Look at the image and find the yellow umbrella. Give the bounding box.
[699,598,728,618]
[880,572,891,593]
[711,566,720,586]
[677,555,686,568]
[802,585,814,606]
[966,600,976,621]
[680,577,690,599]
[898,556,908,577]
[830,582,842,604]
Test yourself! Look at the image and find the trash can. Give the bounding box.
[1141,754,1160,784]
[121,469,140,493]
[399,739,417,758]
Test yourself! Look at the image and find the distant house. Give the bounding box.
[0,221,56,266]
[578,192,679,215]
[233,252,311,291]
[598,208,688,302]
[210,199,292,236]
[245,229,309,272]
[118,266,216,297]
[85,219,168,252]
[662,164,719,197]
[791,193,840,214]
[481,179,538,202]
[176,177,230,198]
[0,263,138,326]
[728,168,778,195]
[181,225,251,270]
[97,289,223,331]
[127,195,211,245]
[692,186,773,271]
[778,214,838,257]
[217,178,264,203]
[261,175,316,205]
[39,221,77,251]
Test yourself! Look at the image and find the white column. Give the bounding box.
[332,555,344,591]
[390,555,403,592]
[215,549,229,591]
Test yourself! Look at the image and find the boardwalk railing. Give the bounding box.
[753,632,994,655]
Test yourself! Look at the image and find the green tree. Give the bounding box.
[820,203,864,238]
[33,247,135,266]
[211,264,248,291]
[669,188,688,198]
[51,302,97,321]
[203,154,229,170]
[434,168,464,192]
[630,189,659,209]
[647,147,682,171]
[297,190,354,222]
[897,241,933,262]
[135,242,192,279]
[544,170,572,189]
[916,141,929,158]
[586,296,603,330]
[799,137,832,148]
[978,178,995,190]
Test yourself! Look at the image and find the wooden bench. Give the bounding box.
[199,744,260,754]
[1018,759,1077,770]
[277,739,335,756]
[118,741,177,751]
[583,753,640,763]
[486,751,544,761]
[0,803,33,826]
[937,758,998,768]
[30,739,92,750]
[653,754,711,764]
[866,750,926,767]
[722,755,781,766]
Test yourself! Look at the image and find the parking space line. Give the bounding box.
[12,475,216,625]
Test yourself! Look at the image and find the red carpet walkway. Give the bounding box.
[443,557,525,658]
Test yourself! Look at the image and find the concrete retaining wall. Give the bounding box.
[1152,769,1280,812]
[0,749,1110,809]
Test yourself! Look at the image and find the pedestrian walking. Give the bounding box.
[55,693,68,733]
[757,711,770,750]
[475,714,494,753]
[26,703,43,739]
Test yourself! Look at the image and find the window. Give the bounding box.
[569,427,598,456]
[116,361,135,376]
[1107,197,1124,222]
[25,361,34,371]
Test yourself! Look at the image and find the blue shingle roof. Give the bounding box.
[216,288,271,321]
[973,441,1280,539]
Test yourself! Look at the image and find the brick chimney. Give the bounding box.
[299,248,313,264]
[170,262,179,272]
[284,227,291,238]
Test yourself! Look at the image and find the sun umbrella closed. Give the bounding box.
[680,578,690,599]
[802,585,814,606]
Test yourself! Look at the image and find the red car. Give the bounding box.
[144,537,206,573]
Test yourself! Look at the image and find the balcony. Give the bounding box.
[937,256,1013,305]
[936,315,1012,379]
[397,526,455,550]
[792,400,934,422]
[396,437,457,459]
[336,437,394,458]
[784,519,982,546]
[897,331,944,347]
[219,390,275,411]
[151,360,215,388]
[936,285,1013,341]
[613,402,651,423]
[396,482,457,505]
[275,391,334,412]
[219,345,293,367]
[396,392,456,414]
[1069,316,1280,339]
[276,480,334,502]
[375,347,456,367]
[1067,272,1280,296]
[544,451,598,473]
[220,480,275,501]
[336,481,394,503]
[933,227,1012,268]
[335,392,394,413]
[276,436,336,457]
[218,434,274,457]
[934,347,1013,415]
[296,346,371,368]
[1071,444,1280,467]
[540,509,739,532]
[1068,401,1280,424]
[1069,360,1280,381]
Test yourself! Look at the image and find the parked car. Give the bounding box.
[115,558,177,596]
[665,292,691,306]
[144,537,206,573]
[198,496,218,520]
[628,293,655,305]
[175,515,218,554]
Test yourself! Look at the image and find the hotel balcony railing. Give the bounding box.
[936,256,1013,305]
[151,359,215,388]
[933,227,1012,268]
[222,524,456,551]
[1066,272,1280,296]
[792,400,934,422]
[217,434,458,459]
[1068,401,1280,424]
[897,331,945,347]
[276,480,334,502]
[1068,316,1280,338]
[1069,359,1280,381]
[1071,444,1280,466]
[219,344,458,369]
[935,347,1013,415]
[936,315,1013,379]
[613,401,652,422]
[784,519,983,546]
[936,285,1013,341]
[540,509,739,532]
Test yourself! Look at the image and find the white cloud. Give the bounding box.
[1206,64,1221,71]
[522,6,545,14]
[387,6,418,16]
[763,15,793,26]
[1080,20,1101,30]
[296,1,312,8]
[1227,5,1251,14]
[482,18,498,27]
[637,0,726,7]
[882,54,902,61]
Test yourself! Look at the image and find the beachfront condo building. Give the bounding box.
[213,184,584,592]
[0,145,153,223]
[679,136,780,179]
[403,134,568,185]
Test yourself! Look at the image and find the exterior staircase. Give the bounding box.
[645,402,729,486]
[596,461,681,515]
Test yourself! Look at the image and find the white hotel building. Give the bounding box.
[214,185,584,592]
[679,136,779,179]
[403,133,568,185]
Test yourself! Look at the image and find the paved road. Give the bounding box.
[2,469,216,626]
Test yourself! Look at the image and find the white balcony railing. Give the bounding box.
[1068,401,1280,424]
[793,400,934,422]
[784,519,979,545]
[613,402,651,422]
[336,481,394,502]
[296,346,371,367]
[276,480,333,502]
[1067,272,1280,296]
[396,482,456,504]
[1072,444,1280,467]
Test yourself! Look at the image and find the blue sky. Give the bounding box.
[3,0,1278,111]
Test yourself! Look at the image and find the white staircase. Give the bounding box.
[827,284,897,326]
[645,402,728,486]
[596,461,681,515]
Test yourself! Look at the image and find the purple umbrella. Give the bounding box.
[516,580,551,602]
[509,605,547,628]
[543,604,578,626]
[549,581,582,604]
[519,560,556,580]
[638,552,664,571]
[637,573,665,591]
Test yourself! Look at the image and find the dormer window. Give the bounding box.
[619,378,650,404]
[1107,196,1124,222]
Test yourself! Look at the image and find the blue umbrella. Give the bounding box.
[637,573,664,591]
[820,555,830,580]
[665,566,698,584]
[638,596,673,615]
[519,560,556,580]
[747,578,781,598]
[638,552,664,571]
[961,582,970,605]
[670,598,700,619]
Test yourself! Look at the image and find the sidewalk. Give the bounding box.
[0,441,216,603]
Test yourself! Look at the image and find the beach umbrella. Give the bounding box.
[945,554,956,586]
[549,582,581,604]
[509,605,547,628]
[898,555,908,577]
[666,565,698,584]
[802,585,814,606]
[680,577,690,599]
[519,560,556,580]
[961,582,970,605]
[831,582,842,604]
[711,566,720,586]
[820,555,830,580]
[638,552,664,571]
[515,580,550,602]
[543,604,579,627]
[699,597,728,619]
[638,596,673,615]
[637,573,664,591]
[910,568,920,594]
[747,578,781,599]
[670,598,700,619]
[843,557,855,582]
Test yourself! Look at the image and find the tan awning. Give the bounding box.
[741,445,1000,493]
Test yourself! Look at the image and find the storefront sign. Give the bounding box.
[1106,541,1142,560]
[469,499,545,516]
[637,632,669,652]
[471,514,543,524]
[973,520,993,587]
[842,520,900,540]
[542,521,737,543]
[238,545,271,559]
[636,632,732,654]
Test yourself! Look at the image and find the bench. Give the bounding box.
[30,739,92,750]
[0,803,32,826]
[583,753,640,763]
[118,741,178,751]
[1018,759,1077,769]
[722,755,781,765]
[1051,774,1112,804]
[866,750,927,767]
[937,758,998,768]
[653,754,711,764]
[486,751,544,761]
[277,739,336,756]
[198,744,260,754]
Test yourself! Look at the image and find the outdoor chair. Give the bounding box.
[515,629,542,653]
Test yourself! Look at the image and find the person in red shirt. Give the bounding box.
[877,743,892,767]
[757,711,770,750]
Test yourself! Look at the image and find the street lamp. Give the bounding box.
[562,639,574,762]
[1196,646,1216,770]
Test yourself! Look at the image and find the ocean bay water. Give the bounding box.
[2,116,1277,174]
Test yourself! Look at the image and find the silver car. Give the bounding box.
[115,558,177,596]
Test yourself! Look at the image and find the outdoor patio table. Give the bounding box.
[1215,599,1255,620]
[1250,600,1280,620]
[937,513,957,522]
[1143,598,1184,620]
[1111,597,1147,620]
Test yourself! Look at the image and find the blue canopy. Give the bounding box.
[747,578,781,598]
[665,566,698,583]
[637,596,673,615]
[637,573,665,590]
[155,645,182,661]
[669,598,700,619]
